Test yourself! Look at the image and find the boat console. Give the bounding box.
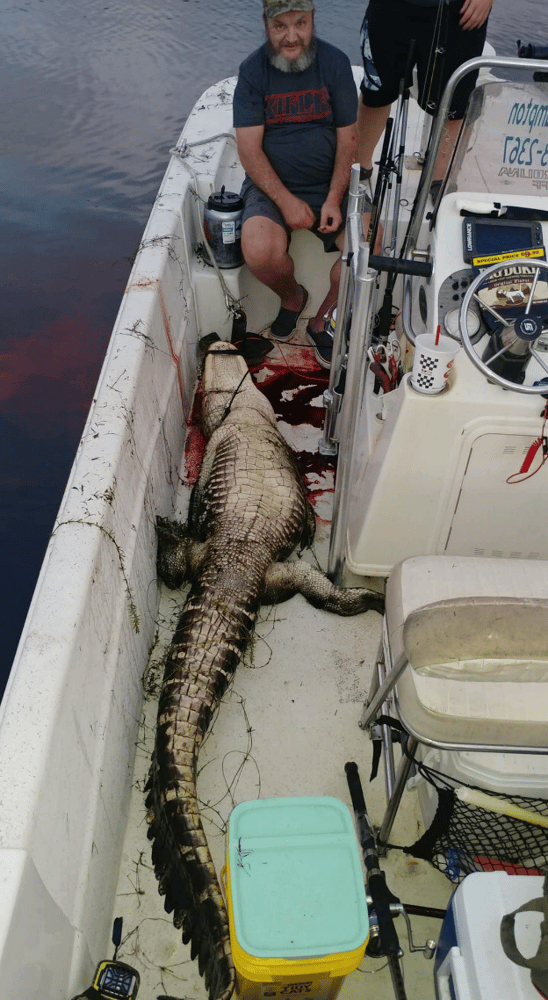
[325,55,548,581]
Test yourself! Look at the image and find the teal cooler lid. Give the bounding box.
[227,796,369,960]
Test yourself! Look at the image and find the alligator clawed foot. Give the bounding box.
[156,516,191,589]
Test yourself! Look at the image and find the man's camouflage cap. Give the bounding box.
[263,0,314,18]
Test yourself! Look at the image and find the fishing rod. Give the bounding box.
[372,0,452,342]
[345,761,408,1000]
[421,0,451,121]
[370,41,417,343]
[371,1,462,347]
[370,0,466,336]
[402,0,453,232]
[345,761,440,1000]
[367,116,394,256]
[385,43,417,261]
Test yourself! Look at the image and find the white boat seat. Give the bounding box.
[361,554,548,848]
[402,597,548,680]
[383,555,548,750]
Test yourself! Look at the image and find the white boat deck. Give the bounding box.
[111,341,451,1000]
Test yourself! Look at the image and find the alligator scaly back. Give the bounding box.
[146,343,384,1000]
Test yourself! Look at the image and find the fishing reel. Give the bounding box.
[345,762,439,1000]
[364,894,437,963]
[459,259,548,392]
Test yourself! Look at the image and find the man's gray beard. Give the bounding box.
[267,37,316,73]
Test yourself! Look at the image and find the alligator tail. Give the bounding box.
[146,581,259,1000]
[145,760,235,1000]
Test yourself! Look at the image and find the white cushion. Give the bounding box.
[403,596,548,682]
[384,556,548,749]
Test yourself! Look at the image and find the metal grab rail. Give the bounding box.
[407,54,548,255]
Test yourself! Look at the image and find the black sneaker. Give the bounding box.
[270,285,309,341]
[306,321,332,369]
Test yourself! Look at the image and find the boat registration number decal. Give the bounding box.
[502,136,548,167]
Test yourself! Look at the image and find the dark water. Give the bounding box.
[0,0,542,687]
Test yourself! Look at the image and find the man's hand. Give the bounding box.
[318,197,342,234]
[459,0,493,30]
[323,124,357,233]
[236,125,316,231]
[279,192,317,231]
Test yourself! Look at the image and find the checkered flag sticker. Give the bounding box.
[415,353,439,388]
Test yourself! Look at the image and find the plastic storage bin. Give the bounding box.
[225,796,369,1000]
[435,871,545,1000]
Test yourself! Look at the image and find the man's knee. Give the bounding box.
[242,216,288,270]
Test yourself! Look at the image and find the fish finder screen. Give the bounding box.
[461,218,548,326]
[462,218,544,263]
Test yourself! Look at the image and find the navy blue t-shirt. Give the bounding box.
[233,39,357,206]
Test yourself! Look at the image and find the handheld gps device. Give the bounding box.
[70,960,139,1000]
[69,918,139,1000]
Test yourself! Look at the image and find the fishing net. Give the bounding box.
[394,759,548,883]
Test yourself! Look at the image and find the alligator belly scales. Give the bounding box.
[146,342,383,1000]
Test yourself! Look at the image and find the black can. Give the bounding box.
[203,186,244,268]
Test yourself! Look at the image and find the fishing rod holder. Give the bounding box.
[322,167,378,584]
[319,164,374,460]
[323,212,432,582]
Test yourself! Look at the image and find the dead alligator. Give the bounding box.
[146,342,384,1000]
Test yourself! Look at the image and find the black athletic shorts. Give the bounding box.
[360,0,488,118]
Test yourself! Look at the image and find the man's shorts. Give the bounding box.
[240,177,361,253]
[360,0,488,119]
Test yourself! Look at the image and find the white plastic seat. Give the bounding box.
[361,555,548,846]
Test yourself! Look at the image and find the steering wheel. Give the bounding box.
[459,258,548,393]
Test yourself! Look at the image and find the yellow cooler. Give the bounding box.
[225,796,370,1000]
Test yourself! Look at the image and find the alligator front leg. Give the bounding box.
[262,560,385,615]
[157,516,207,590]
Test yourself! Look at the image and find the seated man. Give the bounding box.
[233,0,366,368]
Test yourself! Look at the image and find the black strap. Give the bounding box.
[403,787,455,861]
[369,714,408,781]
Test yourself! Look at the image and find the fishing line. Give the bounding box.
[275,343,330,382]
[201,351,252,423]
[221,370,252,422]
